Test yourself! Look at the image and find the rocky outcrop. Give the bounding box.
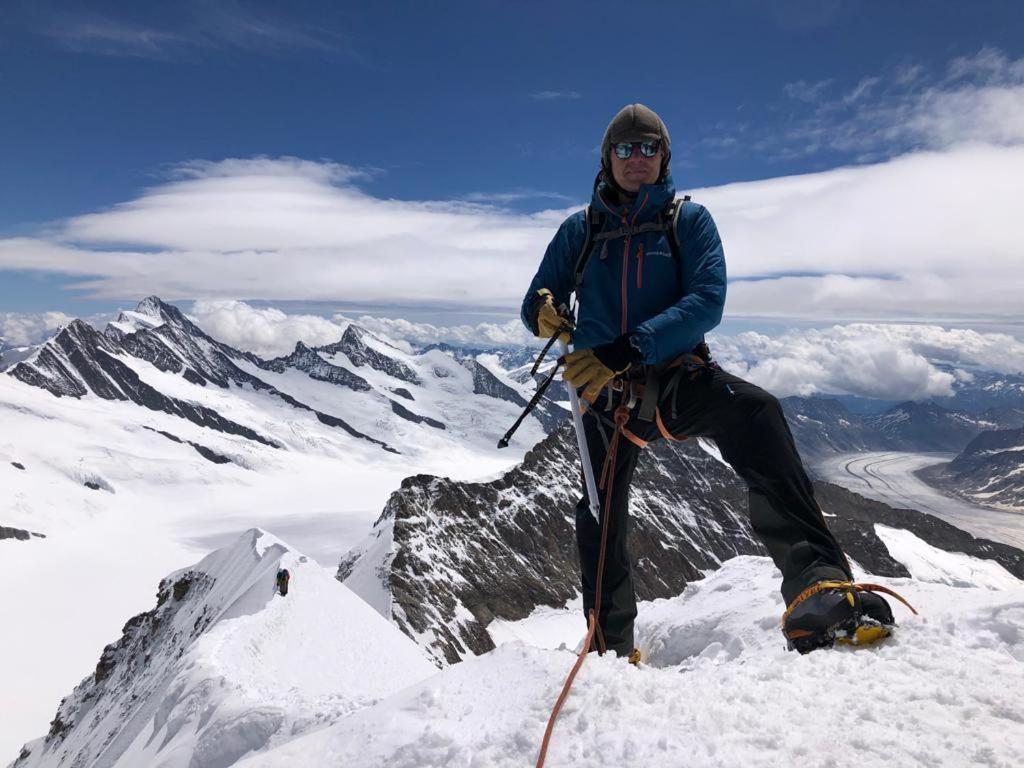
[0,525,45,541]
[318,325,421,385]
[8,298,397,454]
[143,427,235,465]
[10,320,281,447]
[261,342,372,391]
[340,422,1024,666]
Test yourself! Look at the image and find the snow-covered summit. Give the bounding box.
[10,528,436,768]
[243,548,1024,768]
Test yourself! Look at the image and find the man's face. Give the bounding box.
[609,141,663,193]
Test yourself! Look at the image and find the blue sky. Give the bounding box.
[1,0,1023,337]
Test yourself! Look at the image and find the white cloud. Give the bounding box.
[1,141,1021,323]
[2,49,1023,326]
[1,141,1020,323]
[0,311,75,347]
[186,300,538,358]
[188,300,349,358]
[188,302,1024,402]
[709,323,1024,400]
[40,3,355,60]
[783,79,834,103]
[346,314,536,349]
[529,91,582,100]
[781,48,1024,157]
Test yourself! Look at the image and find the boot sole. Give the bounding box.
[787,619,893,654]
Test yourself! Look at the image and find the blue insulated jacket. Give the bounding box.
[521,174,726,365]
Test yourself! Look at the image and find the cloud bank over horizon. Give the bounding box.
[4,298,1021,402]
[184,300,1024,402]
[2,49,1022,329]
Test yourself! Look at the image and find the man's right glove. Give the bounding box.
[563,333,642,400]
[529,288,573,344]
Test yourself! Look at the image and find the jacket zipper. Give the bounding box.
[636,244,644,289]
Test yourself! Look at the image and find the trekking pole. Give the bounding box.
[560,338,600,524]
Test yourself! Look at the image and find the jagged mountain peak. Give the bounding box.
[135,295,177,320]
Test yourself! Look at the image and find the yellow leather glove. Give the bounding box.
[563,334,639,400]
[562,349,615,400]
[533,289,573,344]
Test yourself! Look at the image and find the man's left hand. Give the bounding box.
[562,334,641,399]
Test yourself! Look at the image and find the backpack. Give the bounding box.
[572,195,691,293]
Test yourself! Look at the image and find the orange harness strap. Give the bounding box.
[654,406,687,442]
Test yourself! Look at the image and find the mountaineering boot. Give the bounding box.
[782,581,901,654]
[627,648,641,667]
[836,590,895,648]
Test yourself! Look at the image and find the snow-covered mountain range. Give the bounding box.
[918,426,1024,510]
[7,296,561,460]
[780,395,1024,460]
[3,297,1023,766]
[0,297,559,762]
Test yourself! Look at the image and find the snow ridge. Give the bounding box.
[11,529,436,768]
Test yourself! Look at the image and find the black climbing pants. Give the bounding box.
[575,364,852,656]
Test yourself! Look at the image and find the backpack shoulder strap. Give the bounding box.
[666,194,691,262]
[573,205,604,292]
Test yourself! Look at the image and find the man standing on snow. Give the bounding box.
[521,103,898,656]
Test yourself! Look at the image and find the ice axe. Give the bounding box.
[497,311,600,523]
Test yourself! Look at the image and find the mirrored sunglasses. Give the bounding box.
[613,140,661,160]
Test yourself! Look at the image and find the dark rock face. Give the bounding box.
[341,422,1024,666]
[389,399,445,430]
[318,325,421,385]
[780,397,880,457]
[10,318,281,447]
[144,427,235,466]
[459,356,567,434]
[15,571,217,765]
[865,401,989,452]
[461,358,528,406]
[917,427,1024,510]
[814,482,1024,578]
[261,342,372,392]
[8,298,397,453]
[781,396,1020,462]
[935,368,1024,414]
[0,525,45,541]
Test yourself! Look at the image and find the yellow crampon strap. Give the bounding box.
[781,580,919,630]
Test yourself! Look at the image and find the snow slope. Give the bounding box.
[239,533,1024,768]
[0,298,551,759]
[11,529,436,768]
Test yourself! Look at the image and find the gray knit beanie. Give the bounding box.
[600,103,671,174]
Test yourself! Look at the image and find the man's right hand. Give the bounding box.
[532,288,573,344]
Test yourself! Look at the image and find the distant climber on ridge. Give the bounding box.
[521,103,908,656]
[276,568,290,597]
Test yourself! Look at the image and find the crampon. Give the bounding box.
[782,580,918,654]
